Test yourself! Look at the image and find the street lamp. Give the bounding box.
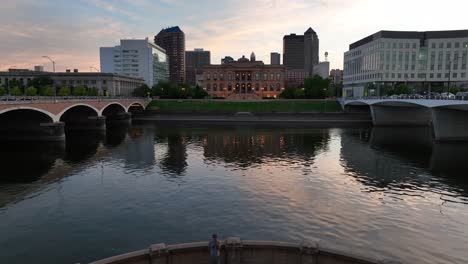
[42,56,56,100]
[42,56,55,72]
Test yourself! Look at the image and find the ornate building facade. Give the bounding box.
[202,54,286,99]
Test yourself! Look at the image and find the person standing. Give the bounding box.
[208,234,220,264]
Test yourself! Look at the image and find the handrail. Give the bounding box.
[0,96,149,104]
[344,95,468,101]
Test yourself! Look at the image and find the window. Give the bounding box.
[393,43,397,49]
[432,43,436,49]
[255,73,259,81]
[235,73,240,81]
[430,65,435,70]
[220,83,224,90]
[391,73,395,78]
[102,80,106,84]
[439,43,444,49]
[207,83,211,91]
[445,73,450,78]
[247,73,252,81]
[412,43,417,49]
[438,64,442,70]
[411,73,415,78]
[430,73,434,78]
[462,73,466,78]
[399,43,403,49]
[228,73,232,81]
[398,73,402,78]
[207,73,211,80]
[455,42,460,48]
[213,84,217,91]
[446,64,451,70]
[220,73,224,81]
[276,73,281,80]
[463,64,467,70]
[255,83,260,91]
[241,73,246,81]
[405,43,410,49]
[437,73,441,78]
[270,73,274,80]
[447,42,452,49]
[263,73,267,81]
[214,73,217,81]
[453,73,458,78]
[454,64,458,70]
[228,83,232,91]
[270,84,274,91]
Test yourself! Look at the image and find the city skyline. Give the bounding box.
[1,0,467,73]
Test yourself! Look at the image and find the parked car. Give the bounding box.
[440,92,455,99]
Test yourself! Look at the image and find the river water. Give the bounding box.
[0,124,467,264]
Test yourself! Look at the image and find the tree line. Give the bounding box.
[279,75,342,99]
[133,81,208,99]
[0,76,99,96]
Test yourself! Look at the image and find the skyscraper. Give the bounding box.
[154,26,186,84]
[304,28,319,76]
[185,48,211,86]
[283,27,319,75]
[283,33,304,70]
[270,52,281,65]
[100,38,168,87]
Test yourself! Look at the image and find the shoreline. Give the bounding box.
[133,111,372,126]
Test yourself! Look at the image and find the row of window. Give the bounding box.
[345,72,467,82]
[206,83,282,92]
[206,72,282,81]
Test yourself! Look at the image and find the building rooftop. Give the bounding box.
[161,26,183,33]
[349,29,468,50]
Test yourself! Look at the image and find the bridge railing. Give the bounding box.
[344,95,468,101]
[0,96,150,104]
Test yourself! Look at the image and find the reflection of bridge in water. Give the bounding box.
[340,127,468,198]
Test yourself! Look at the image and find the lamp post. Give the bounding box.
[42,56,56,100]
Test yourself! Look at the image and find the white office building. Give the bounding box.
[100,38,169,87]
[343,30,468,97]
[313,61,330,79]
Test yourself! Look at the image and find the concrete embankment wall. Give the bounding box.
[90,239,380,264]
[133,112,372,127]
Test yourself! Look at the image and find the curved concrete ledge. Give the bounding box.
[90,238,387,264]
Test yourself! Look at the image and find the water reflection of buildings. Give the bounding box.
[340,127,468,197]
[154,127,189,176]
[202,127,330,167]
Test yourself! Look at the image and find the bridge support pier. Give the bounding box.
[65,116,106,131]
[432,108,468,141]
[370,105,432,126]
[0,122,65,141]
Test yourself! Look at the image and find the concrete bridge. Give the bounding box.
[343,98,468,141]
[0,97,149,141]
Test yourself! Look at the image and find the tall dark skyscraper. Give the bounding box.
[304,28,319,76]
[155,26,186,84]
[185,48,211,86]
[270,52,281,65]
[283,27,319,76]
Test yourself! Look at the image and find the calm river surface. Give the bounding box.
[1,124,468,264]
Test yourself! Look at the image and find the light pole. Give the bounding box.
[42,56,55,72]
[42,56,56,100]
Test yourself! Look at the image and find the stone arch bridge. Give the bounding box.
[343,98,468,141]
[0,97,149,141]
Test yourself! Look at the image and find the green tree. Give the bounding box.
[133,84,151,97]
[58,86,71,96]
[449,85,461,94]
[10,86,22,96]
[0,86,6,96]
[25,86,38,96]
[303,75,329,99]
[73,85,88,96]
[87,87,99,96]
[40,85,54,96]
[394,84,410,95]
[192,85,208,99]
[31,76,53,89]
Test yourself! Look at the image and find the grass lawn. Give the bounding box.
[147,100,342,113]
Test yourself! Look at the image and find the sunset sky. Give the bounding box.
[1,0,467,72]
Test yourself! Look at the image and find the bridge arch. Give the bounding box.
[127,102,146,113]
[57,103,100,121]
[0,107,56,122]
[100,102,127,117]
